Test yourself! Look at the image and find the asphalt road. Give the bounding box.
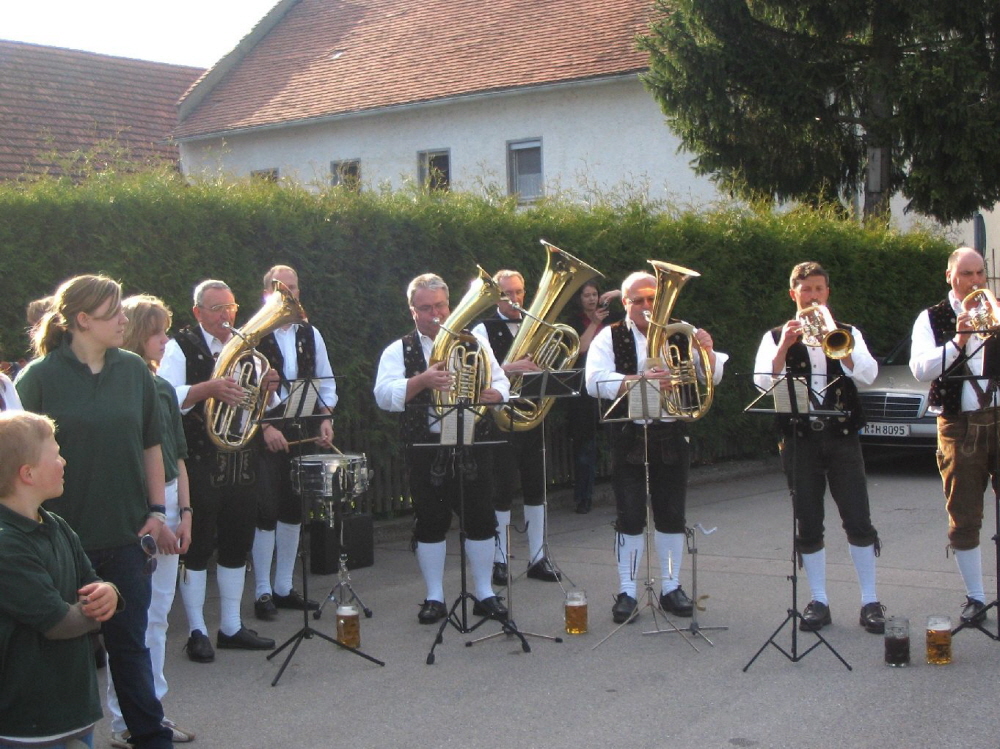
[94,449,1000,749]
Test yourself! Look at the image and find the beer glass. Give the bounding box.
[565,589,588,634]
[883,617,910,667]
[925,615,952,665]
[336,603,361,648]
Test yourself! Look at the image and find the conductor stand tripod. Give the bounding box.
[264,376,385,686]
[742,374,851,671]
[414,398,531,664]
[592,373,700,652]
[467,369,583,650]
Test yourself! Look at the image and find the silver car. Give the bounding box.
[857,337,937,449]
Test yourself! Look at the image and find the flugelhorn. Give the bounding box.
[962,286,1000,339]
[428,267,501,423]
[796,304,854,359]
[494,240,603,432]
[644,260,714,420]
[204,280,306,451]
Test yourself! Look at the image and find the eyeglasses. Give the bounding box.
[200,303,239,313]
[139,533,158,575]
[414,302,449,314]
[628,295,657,306]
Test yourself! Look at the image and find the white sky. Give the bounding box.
[3,0,283,68]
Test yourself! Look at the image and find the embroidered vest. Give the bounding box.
[400,331,434,443]
[479,312,517,362]
[927,299,964,415]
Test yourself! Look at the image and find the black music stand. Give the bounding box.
[411,399,531,664]
[263,377,385,685]
[742,374,851,671]
[591,374,698,651]
[938,336,1000,641]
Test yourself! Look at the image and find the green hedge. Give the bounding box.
[0,170,952,512]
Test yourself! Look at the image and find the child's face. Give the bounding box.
[32,435,66,500]
[142,326,170,364]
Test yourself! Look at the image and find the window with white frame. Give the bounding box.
[331,159,361,191]
[507,139,542,201]
[418,150,450,191]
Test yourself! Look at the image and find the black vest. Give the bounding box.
[771,325,865,437]
[926,298,1000,414]
[479,312,517,362]
[400,331,435,443]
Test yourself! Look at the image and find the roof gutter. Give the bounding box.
[175,71,646,144]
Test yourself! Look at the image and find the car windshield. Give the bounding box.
[882,338,911,366]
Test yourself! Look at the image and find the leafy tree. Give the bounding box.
[638,0,1000,223]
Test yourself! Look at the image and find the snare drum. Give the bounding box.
[291,453,370,499]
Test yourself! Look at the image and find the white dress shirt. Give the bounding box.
[585,318,728,423]
[271,324,338,412]
[910,291,998,412]
[753,324,877,395]
[373,329,510,433]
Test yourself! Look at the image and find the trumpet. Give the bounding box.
[962,286,1000,339]
[796,304,854,360]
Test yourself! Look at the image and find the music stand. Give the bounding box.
[590,374,698,652]
[263,377,385,685]
[937,336,1000,641]
[410,399,531,664]
[741,373,851,671]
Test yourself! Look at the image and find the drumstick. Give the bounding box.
[285,436,322,447]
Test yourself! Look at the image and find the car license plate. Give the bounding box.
[861,422,910,437]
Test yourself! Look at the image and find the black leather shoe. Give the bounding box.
[184,629,215,663]
[800,600,832,631]
[417,599,447,624]
[272,589,319,611]
[659,587,694,617]
[859,602,886,634]
[472,595,509,621]
[612,592,638,624]
[526,557,562,582]
[961,596,988,624]
[492,562,509,587]
[254,594,278,621]
[216,626,275,650]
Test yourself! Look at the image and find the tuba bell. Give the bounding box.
[494,240,603,432]
[643,260,714,420]
[428,267,501,423]
[204,280,306,451]
[962,286,1000,339]
[796,304,854,359]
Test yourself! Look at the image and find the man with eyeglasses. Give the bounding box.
[586,271,727,624]
[471,269,560,587]
[159,280,276,662]
[374,273,511,624]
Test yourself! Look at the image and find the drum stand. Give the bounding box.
[418,400,531,664]
[742,374,851,671]
[262,387,384,686]
[592,376,696,651]
[313,468,373,621]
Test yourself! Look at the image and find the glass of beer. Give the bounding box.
[925,615,952,665]
[336,603,361,649]
[883,616,910,667]
[565,589,588,635]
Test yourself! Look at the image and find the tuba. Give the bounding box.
[796,304,854,359]
[962,286,1000,339]
[204,280,307,451]
[494,240,603,432]
[428,267,501,423]
[643,260,714,421]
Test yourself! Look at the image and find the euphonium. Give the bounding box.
[204,280,306,451]
[495,240,603,432]
[796,304,854,359]
[962,286,1000,339]
[428,267,501,423]
[643,260,714,421]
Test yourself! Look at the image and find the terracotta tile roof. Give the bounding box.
[0,40,203,180]
[176,0,652,140]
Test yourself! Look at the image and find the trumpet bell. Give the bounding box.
[796,304,854,360]
[963,287,1000,339]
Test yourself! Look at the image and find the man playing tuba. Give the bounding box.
[586,270,727,624]
[374,273,511,624]
[753,261,886,635]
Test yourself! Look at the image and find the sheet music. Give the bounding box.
[285,379,319,417]
[627,379,666,421]
[439,408,476,446]
[773,377,810,414]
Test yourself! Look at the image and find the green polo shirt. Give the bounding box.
[155,374,188,483]
[0,504,102,738]
[15,342,161,550]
